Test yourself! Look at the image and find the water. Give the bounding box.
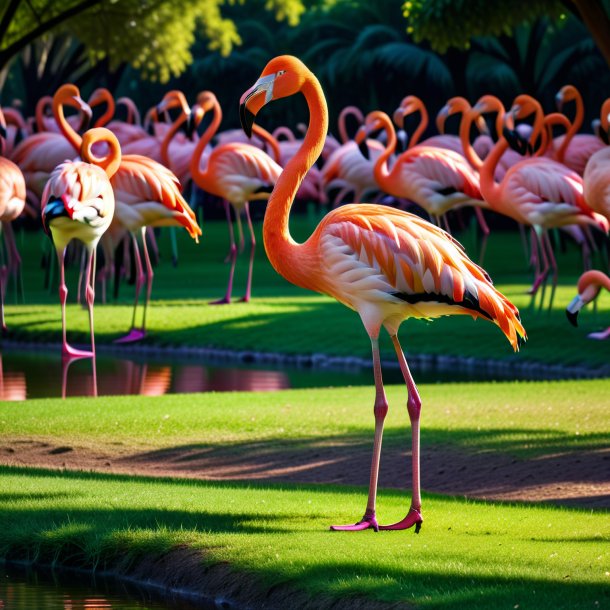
[0,345,546,401]
[0,563,215,610]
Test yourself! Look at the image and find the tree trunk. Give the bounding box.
[571,0,610,67]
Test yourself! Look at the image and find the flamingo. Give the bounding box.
[566,270,610,339]
[470,95,608,303]
[239,55,526,532]
[0,109,26,333]
[190,91,282,304]
[41,128,119,359]
[552,85,604,175]
[583,145,610,222]
[11,85,91,208]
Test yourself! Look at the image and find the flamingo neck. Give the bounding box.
[580,270,610,293]
[372,113,397,188]
[408,100,427,148]
[460,110,484,171]
[263,77,327,280]
[189,99,222,188]
[53,98,82,152]
[36,97,52,132]
[479,135,507,203]
[161,111,188,167]
[118,98,141,125]
[338,106,363,143]
[94,93,115,128]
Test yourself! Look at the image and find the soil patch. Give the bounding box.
[2,439,608,508]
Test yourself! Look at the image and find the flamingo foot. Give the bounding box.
[238,295,251,303]
[379,508,423,532]
[330,512,379,532]
[209,296,231,305]
[587,327,610,340]
[526,275,546,295]
[114,328,147,344]
[62,343,94,360]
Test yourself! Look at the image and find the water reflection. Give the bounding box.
[1,563,212,609]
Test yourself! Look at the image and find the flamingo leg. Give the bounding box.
[222,201,234,264]
[140,225,154,335]
[379,334,423,532]
[85,246,97,357]
[239,202,255,303]
[527,228,548,296]
[236,208,245,254]
[114,232,146,343]
[474,207,490,265]
[331,336,385,532]
[57,247,93,360]
[543,231,558,313]
[76,246,86,305]
[211,201,237,305]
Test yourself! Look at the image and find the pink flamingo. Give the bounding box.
[552,85,604,175]
[566,270,610,339]
[471,95,608,302]
[190,91,282,304]
[41,128,119,359]
[11,85,91,208]
[0,109,26,333]
[240,55,526,532]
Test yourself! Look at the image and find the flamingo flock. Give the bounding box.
[0,53,608,534]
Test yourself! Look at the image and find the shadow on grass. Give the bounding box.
[0,467,607,610]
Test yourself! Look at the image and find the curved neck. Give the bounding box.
[371,112,397,187]
[479,133,508,203]
[338,106,363,143]
[273,125,295,141]
[601,99,610,133]
[36,96,53,132]
[263,77,327,275]
[460,109,484,171]
[94,92,115,128]
[53,97,82,151]
[161,111,188,167]
[81,128,121,178]
[117,97,141,125]
[408,99,427,148]
[436,97,469,134]
[581,270,610,292]
[189,99,222,188]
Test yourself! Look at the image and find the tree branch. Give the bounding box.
[0,0,104,70]
[0,0,23,42]
[570,0,610,67]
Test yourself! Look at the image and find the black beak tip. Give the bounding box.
[240,104,255,138]
[358,139,370,160]
[566,309,579,327]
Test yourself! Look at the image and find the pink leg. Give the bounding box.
[0,263,7,333]
[543,232,558,311]
[527,228,548,295]
[85,247,97,357]
[379,335,423,532]
[331,335,386,532]
[114,232,146,343]
[140,225,154,334]
[236,210,245,254]
[58,248,93,360]
[211,202,237,305]
[222,201,234,264]
[474,207,490,265]
[76,246,86,305]
[239,202,255,303]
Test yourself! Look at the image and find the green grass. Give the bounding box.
[3,218,610,369]
[2,380,608,465]
[1,467,608,609]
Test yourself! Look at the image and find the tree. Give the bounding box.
[402,0,610,68]
[0,0,306,81]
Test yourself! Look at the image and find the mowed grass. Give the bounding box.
[1,381,609,459]
[1,467,608,610]
[3,217,610,368]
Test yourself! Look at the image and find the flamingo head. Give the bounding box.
[240,56,308,137]
[89,88,112,110]
[157,90,189,115]
[566,271,607,327]
[53,84,92,123]
[355,111,387,159]
[555,84,578,111]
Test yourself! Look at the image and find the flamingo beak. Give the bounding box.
[355,126,370,159]
[555,92,564,111]
[392,108,405,128]
[240,73,277,138]
[566,295,584,327]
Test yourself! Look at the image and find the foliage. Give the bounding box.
[402,0,567,53]
[0,0,308,82]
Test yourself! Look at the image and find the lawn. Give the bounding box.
[3,217,610,370]
[1,467,608,610]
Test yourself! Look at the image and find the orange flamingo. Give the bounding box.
[470,95,608,301]
[566,270,610,339]
[240,55,526,532]
[11,85,91,208]
[0,109,26,334]
[190,91,282,304]
[41,128,119,359]
[552,85,604,175]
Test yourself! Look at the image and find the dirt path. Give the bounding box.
[2,439,608,508]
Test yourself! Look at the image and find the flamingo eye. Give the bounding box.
[277,70,286,77]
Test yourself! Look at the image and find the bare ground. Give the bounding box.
[2,438,608,508]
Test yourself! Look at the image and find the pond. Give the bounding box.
[0,344,593,401]
[0,563,216,610]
